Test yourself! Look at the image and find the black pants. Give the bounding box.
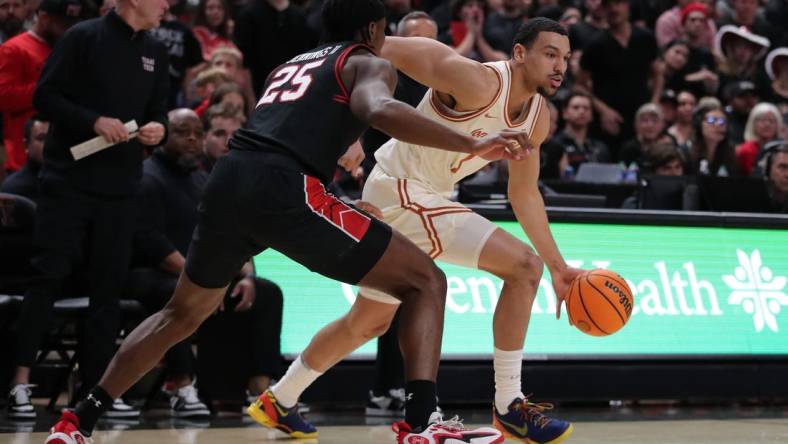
[15,179,137,390]
[125,268,284,379]
[374,309,404,394]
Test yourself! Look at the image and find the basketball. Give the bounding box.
[566,269,634,336]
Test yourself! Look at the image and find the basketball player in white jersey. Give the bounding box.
[356,18,583,443]
[266,17,579,444]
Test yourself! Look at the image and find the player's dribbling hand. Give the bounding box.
[94,117,129,144]
[551,267,587,322]
[355,200,383,219]
[138,122,166,146]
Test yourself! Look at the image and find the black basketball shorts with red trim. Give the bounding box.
[185,149,392,288]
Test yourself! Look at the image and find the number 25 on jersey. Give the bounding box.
[257,60,326,107]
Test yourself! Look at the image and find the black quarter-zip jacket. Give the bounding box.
[34,10,170,197]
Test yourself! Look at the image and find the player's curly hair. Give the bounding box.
[321,0,386,43]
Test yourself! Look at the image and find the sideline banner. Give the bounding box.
[254,222,788,358]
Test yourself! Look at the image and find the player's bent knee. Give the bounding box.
[506,251,544,288]
[344,315,392,341]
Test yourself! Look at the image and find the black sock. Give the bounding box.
[405,380,437,431]
[73,386,112,436]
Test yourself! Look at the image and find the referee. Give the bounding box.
[7,0,170,419]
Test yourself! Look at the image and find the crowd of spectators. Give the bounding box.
[0,0,786,423]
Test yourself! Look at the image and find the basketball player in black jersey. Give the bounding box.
[45,0,533,443]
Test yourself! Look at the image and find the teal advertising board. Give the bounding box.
[254,221,788,358]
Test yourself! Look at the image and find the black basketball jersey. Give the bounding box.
[230,41,373,183]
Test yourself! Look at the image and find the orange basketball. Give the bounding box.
[566,269,634,337]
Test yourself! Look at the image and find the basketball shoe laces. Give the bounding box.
[392,413,466,438]
[514,396,555,429]
[431,415,465,432]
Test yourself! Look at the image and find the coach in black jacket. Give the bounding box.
[9,0,170,417]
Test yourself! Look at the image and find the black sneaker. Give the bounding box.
[170,383,210,418]
[7,384,36,419]
[366,388,406,417]
[103,398,141,419]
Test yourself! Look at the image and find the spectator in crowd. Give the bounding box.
[201,103,244,172]
[7,0,169,419]
[641,139,686,175]
[736,102,782,175]
[715,25,770,92]
[656,40,692,92]
[678,2,714,49]
[763,47,788,105]
[655,0,716,49]
[678,3,720,97]
[620,102,673,167]
[192,0,237,61]
[559,6,581,29]
[549,92,610,174]
[233,0,317,96]
[0,117,47,201]
[0,0,80,172]
[192,67,232,115]
[440,0,506,62]
[0,0,26,43]
[577,0,660,149]
[668,89,697,145]
[659,89,679,126]
[723,80,759,145]
[208,47,255,115]
[716,0,772,40]
[568,0,607,52]
[764,143,788,212]
[150,0,204,109]
[686,103,739,175]
[129,108,284,414]
[483,0,528,55]
[207,81,249,119]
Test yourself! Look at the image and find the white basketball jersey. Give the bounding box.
[373,60,545,194]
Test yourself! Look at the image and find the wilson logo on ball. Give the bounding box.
[605,280,633,315]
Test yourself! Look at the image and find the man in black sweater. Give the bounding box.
[7,0,169,420]
[128,109,284,416]
[0,117,48,203]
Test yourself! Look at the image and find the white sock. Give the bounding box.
[270,355,323,408]
[493,347,525,415]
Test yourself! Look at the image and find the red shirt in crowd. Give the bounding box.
[0,31,51,171]
[192,26,238,61]
[736,140,762,176]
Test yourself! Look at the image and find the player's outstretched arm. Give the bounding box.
[507,106,584,316]
[347,54,527,159]
[381,36,499,110]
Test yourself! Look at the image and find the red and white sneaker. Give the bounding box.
[393,412,504,444]
[45,411,93,444]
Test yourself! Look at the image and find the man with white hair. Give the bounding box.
[13,0,169,424]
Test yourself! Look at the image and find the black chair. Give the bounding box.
[638,175,700,211]
[698,176,773,212]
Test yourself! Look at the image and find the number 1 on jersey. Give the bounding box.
[257,59,326,106]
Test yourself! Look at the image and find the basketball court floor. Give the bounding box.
[2,404,788,443]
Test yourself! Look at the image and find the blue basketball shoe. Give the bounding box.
[492,397,573,443]
[246,390,317,439]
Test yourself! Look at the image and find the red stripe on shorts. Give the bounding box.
[304,176,371,242]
